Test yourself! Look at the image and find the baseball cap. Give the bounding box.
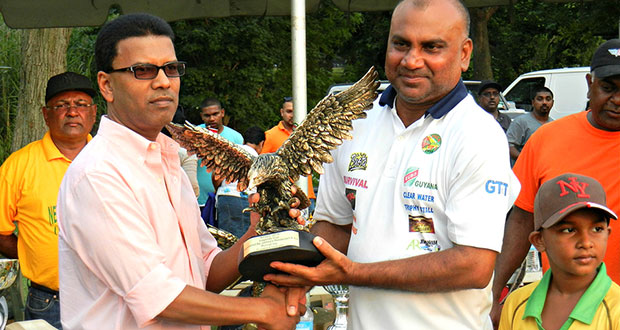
[478,80,502,95]
[534,173,617,230]
[590,39,620,79]
[45,72,97,103]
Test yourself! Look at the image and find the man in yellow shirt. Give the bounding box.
[262,97,316,211]
[0,72,97,328]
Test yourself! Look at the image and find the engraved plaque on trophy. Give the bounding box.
[238,230,325,282]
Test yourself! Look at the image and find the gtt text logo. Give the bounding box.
[485,180,508,196]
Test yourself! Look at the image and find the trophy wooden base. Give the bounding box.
[239,230,325,282]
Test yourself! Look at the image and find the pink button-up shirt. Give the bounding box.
[58,116,221,329]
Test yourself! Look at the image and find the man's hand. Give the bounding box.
[280,286,309,317]
[247,191,309,317]
[257,284,302,330]
[0,234,18,259]
[264,236,353,287]
[490,299,503,329]
[246,192,305,230]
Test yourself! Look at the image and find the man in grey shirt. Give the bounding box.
[506,86,554,165]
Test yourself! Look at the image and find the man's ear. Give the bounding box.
[586,73,593,100]
[97,71,114,103]
[257,140,265,154]
[41,106,50,126]
[529,230,545,253]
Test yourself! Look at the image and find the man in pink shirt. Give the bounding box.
[57,13,301,330]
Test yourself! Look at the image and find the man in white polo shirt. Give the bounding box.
[265,0,519,329]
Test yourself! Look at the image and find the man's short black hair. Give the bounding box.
[244,126,265,145]
[282,96,293,108]
[95,13,175,73]
[531,86,554,100]
[200,98,222,110]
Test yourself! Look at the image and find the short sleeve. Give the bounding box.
[443,125,520,252]
[261,130,279,154]
[0,156,20,234]
[506,117,525,147]
[313,151,354,226]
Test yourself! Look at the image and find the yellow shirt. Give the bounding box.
[0,131,89,290]
[499,264,620,330]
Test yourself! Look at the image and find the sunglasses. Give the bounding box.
[46,103,94,111]
[107,61,186,80]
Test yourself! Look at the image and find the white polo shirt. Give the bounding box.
[314,81,520,330]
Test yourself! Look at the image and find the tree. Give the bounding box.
[11,28,72,152]
[172,0,363,134]
[488,0,619,87]
[470,7,499,80]
[0,18,21,162]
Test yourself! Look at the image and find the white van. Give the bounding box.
[503,67,590,120]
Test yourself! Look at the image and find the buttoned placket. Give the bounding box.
[384,107,428,178]
[145,142,200,284]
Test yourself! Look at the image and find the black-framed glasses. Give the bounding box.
[46,103,94,111]
[108,61,186,80]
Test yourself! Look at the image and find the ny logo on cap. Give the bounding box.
[609,49,620,57]
[557,177,590,198]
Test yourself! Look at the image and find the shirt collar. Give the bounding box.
[570,263,612,324]
[97,116,179,160]
[378,79,468,119]
[42,130,92,162]
[523,263,612,326]
[277,121,296,132]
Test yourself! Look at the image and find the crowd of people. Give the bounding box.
[0,0,619,329]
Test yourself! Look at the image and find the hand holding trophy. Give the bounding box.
[167,67,379,280]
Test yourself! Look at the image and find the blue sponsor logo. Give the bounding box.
[485,180,508,196]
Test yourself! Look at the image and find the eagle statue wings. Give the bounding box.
[167,67,379,235]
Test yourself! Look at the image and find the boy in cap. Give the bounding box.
[0,71,97,328]
[499,173,620,330]
[491,38,620,327]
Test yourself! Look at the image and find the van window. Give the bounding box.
[504,77,545,112]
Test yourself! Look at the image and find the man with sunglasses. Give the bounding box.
[0,71,97,328]
[57,13,301,330]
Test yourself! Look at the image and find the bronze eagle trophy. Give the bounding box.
[167,66,379,234]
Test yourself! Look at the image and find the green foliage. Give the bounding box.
[335,11,391,82]
[172,0,365,134]
[67,26,107,133]
[3,0,620,166]
[0,17,21,163]
[488,0,618,87]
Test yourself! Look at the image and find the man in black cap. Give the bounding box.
[478,80,511,132]
[0,71,97,328]
[490,38,620,327]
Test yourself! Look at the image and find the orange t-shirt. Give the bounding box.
[513,111,620,281]
[262,121,316,199]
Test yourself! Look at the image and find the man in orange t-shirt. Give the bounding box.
[490,38,620,327]
[262,97,316,211]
